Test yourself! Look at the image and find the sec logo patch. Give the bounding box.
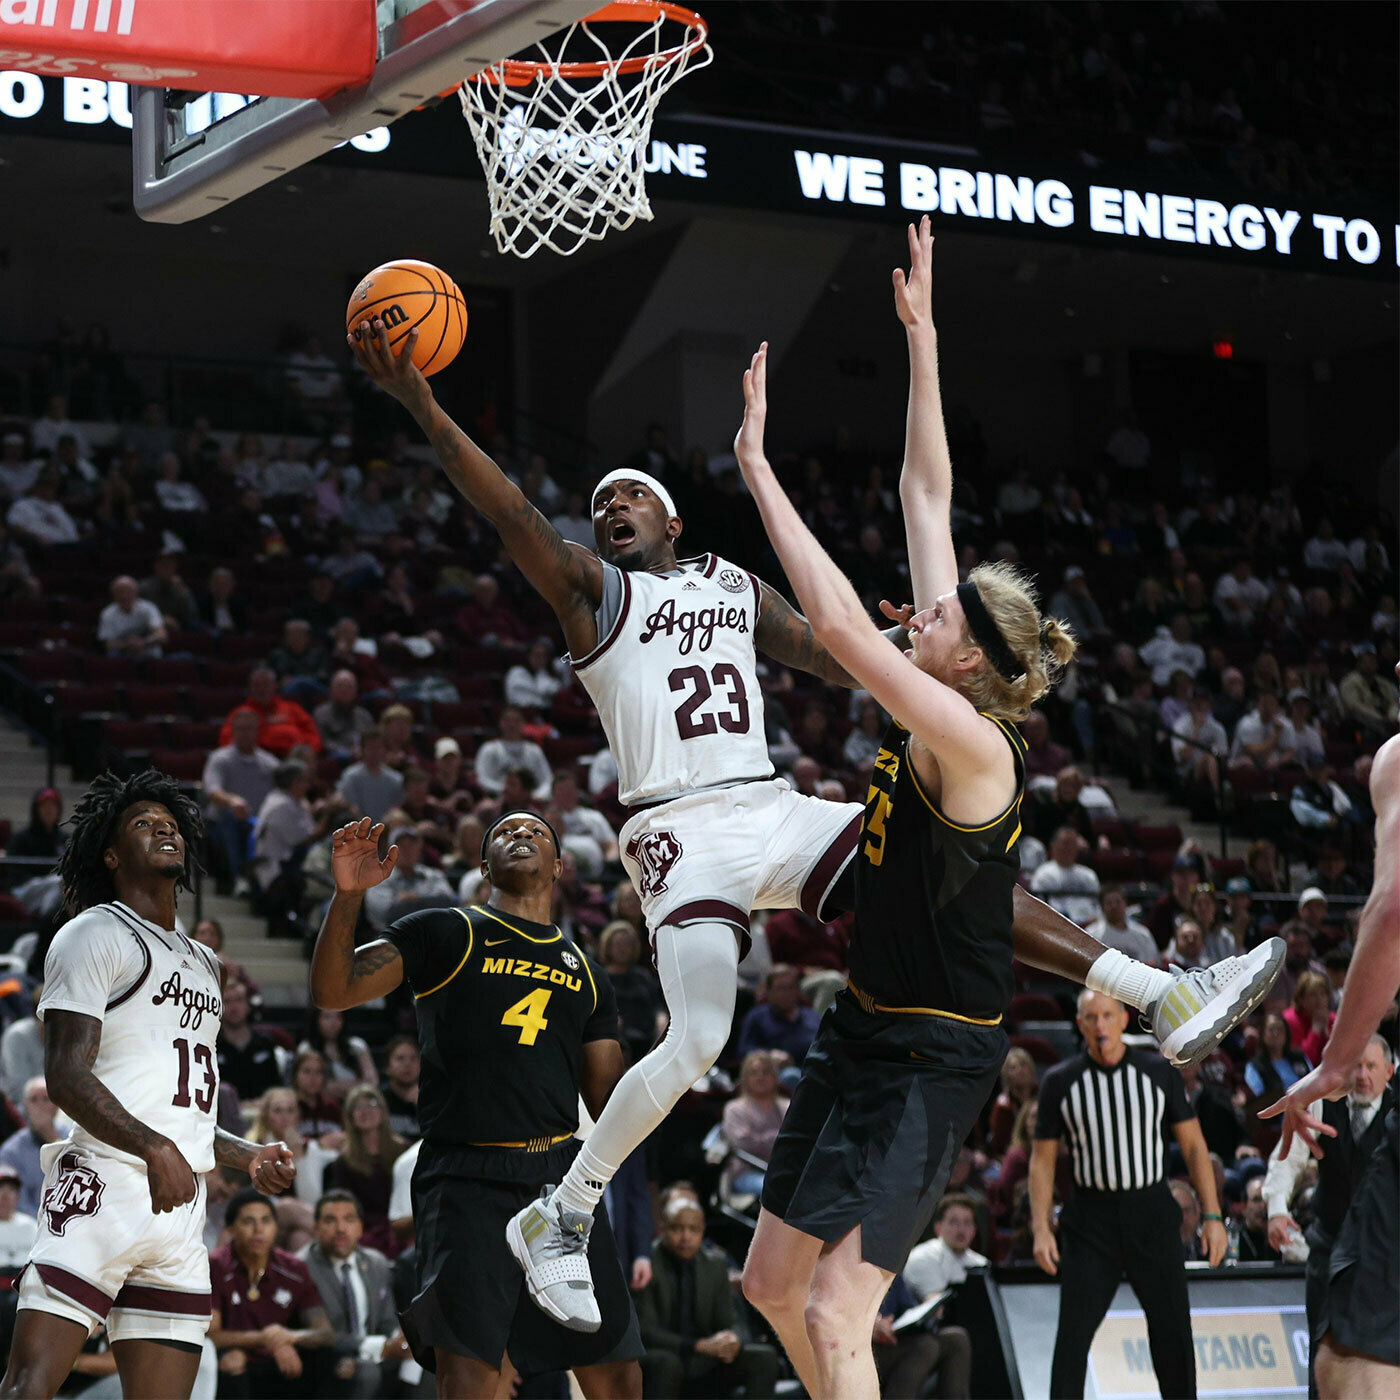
[718,569,748,593]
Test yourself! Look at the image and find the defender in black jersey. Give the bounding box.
[309,812,641,1400]
[760,717,1024,1272]
[732,222,1079,1400]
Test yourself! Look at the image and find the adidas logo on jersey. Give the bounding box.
[683,581,700,590]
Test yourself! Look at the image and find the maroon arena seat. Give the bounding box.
[1010,1033,1060,1066]
[148,748,207,783]
[19,651,80,683]
[167,720,223,750]
[102,719,168,753]
[1091,848,1143,882]
[47,683,119,717]
[125,685,189,719]
[1132,823,1183,849]
[1009,992,1064,1024]
[146,657,202,686]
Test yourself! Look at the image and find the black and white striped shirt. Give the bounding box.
[1035,1047,1193,1192]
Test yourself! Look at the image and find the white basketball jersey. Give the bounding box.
[38,902,222,1174]
[571,553,773,806]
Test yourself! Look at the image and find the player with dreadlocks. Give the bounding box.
[1,771,299,1400]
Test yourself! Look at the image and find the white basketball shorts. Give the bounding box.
[17,1142,212,1346]
[620,779,862,948]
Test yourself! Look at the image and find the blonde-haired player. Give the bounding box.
[733,219,1280,1400]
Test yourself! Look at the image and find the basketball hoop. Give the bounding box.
[459,1,711,259]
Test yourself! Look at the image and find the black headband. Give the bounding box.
[956,581,1024,682]
[481,810,561,864]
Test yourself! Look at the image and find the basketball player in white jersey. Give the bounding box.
[350,314,1283,1332]
[0,771,296,1400]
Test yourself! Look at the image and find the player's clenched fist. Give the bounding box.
[331,818,400,893]
[143,1136,197,1214]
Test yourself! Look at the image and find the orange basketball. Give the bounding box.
[346,259,467,377]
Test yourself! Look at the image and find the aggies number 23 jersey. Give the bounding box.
[38,902,223,1173]
[569,554,773,807]
[387,904,620,1147]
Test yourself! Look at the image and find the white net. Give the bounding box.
[459,2,711,259]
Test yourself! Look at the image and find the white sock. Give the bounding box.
[1086,946,1173,1012]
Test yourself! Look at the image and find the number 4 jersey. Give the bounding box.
[570,554,772,806]
[386,905,620,1148]
[38,902,222,1173]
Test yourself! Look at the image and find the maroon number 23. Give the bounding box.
[171,1038,217,1113]
[669,664,750,739]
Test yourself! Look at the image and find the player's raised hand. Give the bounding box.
[347,318,430,412]
[331,818,400,893]
[250,1141,297,1195]
[880,599,917,631]
[143,1136,198,1214]
[893,215,935,331]
[1257,1061,1346,1158]
[734,341,770,473]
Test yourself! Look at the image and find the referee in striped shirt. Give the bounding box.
[1030,991,1227,1399]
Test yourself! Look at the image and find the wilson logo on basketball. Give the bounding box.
[627,830,682,898]
[42,1153,105,1237]
[380,303,409,328]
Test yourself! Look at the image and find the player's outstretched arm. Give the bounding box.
[735,343,1004,779]
[894,217,959,611]
[44,1010,197,1213]
[309,818,406,1011]
[754,583,912,689]
[1261,731,1400,1155]
[348,320,603,647]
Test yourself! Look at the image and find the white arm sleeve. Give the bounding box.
[38,911,145,1024]
[1263,1104,1314,1217]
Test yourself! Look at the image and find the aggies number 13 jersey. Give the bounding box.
[846,718,1027,1023]
[38,902,223,1173]
[387,904,620,1147]
[569,554,773,807]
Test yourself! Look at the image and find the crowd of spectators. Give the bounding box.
[697,2,1396,200]
[0,297,1395,1395]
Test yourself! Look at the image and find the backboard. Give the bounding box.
[130,0,595,224]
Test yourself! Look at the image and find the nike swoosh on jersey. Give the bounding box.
[485,938,511,946]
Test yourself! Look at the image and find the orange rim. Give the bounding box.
[465,0,707,84]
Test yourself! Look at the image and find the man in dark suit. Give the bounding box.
[1263,1034,1395,1397]
[635,1197,777,1399]
[299,1190,411,1399]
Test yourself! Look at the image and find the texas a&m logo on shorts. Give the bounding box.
[43,1153,105,1236]
[627,830,683,898]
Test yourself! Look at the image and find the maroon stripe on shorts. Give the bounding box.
[658,898,751,933]
[800,810,863,917]
[35,1263,114,1319]
[114,1282,213,1317]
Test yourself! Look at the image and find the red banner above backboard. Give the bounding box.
[0,0,377,96]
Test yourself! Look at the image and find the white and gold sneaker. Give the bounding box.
[1150,938,1286,1067]
[506,1189,601,1333]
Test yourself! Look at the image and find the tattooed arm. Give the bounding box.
[310,818,408,1011]
[347,319,603,655]
[44,1009,197,1213]
[215,1129,297,1194]
[755,579,910,690]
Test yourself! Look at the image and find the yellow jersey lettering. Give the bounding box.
[872,748,901,779]
[482,956,509,974]
[863,784,894,866]
[501,988,552,1046]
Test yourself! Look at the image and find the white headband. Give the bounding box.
[592,469,677,519]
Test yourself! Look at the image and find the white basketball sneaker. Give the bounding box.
[506,1189,601,1333]
[1149,937,1286,1067]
